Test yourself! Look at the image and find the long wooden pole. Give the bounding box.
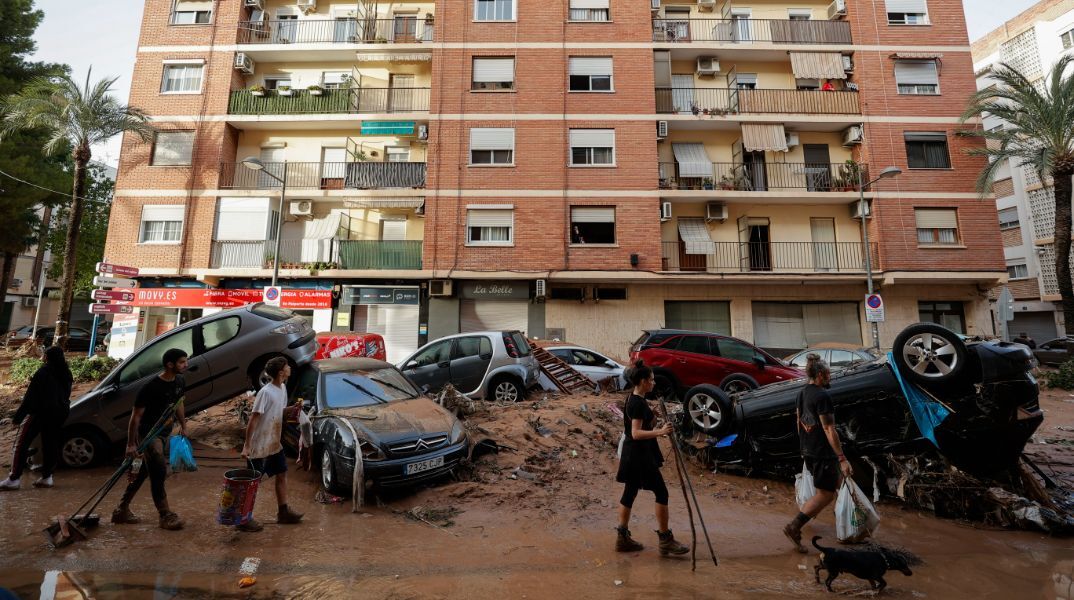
[659,397,719,567]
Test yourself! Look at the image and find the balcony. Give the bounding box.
[652,18,851,44]
[655,88,860,115]
[658,162,868,192]
[210,239,422,270]
[228,88,430,115]
[219,162,426,190]
[661,241,877,274]
[237,19,434,45]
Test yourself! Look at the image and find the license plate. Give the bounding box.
[405,455,444,475]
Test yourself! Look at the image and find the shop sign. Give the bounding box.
[343,287,420,306]
[111,288,332,309]
[461,282,529,300]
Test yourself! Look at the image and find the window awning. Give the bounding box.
[671,143,714,179]
[361,121,415,135]
[789,52,847,80]
[741,123,788,152]
[678,218,714,255]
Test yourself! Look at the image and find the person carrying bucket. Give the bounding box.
[238,356,303,532]
[111,348,188,531]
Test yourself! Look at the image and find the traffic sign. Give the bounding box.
[865,293,885,323]
[997,286,1015,322]
[91,289,135,302]
[93,275,138,288]
[96,262,139,277]
[89,303,134,315]
[263,286,282,307]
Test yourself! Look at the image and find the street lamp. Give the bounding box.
[240,157,287,287]
[858,165,902,351]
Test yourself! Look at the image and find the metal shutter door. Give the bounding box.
[802,302,862,345]
[354,304,419,364]
[752,302,807,350]
[459,300,529,335]
[1010,311,1058,344]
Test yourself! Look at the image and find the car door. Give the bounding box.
[1037,339,1067,365]
[402,340,452,392]
[449,335,493,394]
[675,335,727,388]
[569,349,619,384]
[192,315,244,411]
[714,337,769,384]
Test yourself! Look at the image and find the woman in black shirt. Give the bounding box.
[614,360,689,556]
[1,346,72,490]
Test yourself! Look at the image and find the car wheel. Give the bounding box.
[720,374,758,395]
[654,373,678,402]
[248,354,286,391]
[61,428,108,469]
[490,376,524,403]
[684,384,734,436]
[321,446,345,496]
[893,323,968,384]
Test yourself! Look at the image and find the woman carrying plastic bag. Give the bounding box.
[836,479,880,543]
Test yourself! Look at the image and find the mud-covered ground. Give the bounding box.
[1,382,1074,598]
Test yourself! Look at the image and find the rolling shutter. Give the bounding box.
[569,57,612,76]
[215,198,270,240]
[569,129,614,148]
[142,205,184,223]
[570,0,609,8]
[915,208,958,229]
[571,207,614,223]
[885,0,927,12]
[470,128,514,151]
[353,304,419,364]
[467,209,514,228]
[472,58,515,83]
[460,299,530,335]
[894,60,938,85]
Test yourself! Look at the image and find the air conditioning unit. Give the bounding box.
[827,0,847,19]
[22,297,38,308]
[418,124,429,141]
[296,0,317,13]
[651,0,661,12]
[696,57,720,77]
[429,280,453,297]
[697,0,716,11]
[660,201,672,222]
[842,54,854,72]
[785,132,800,148]
[849,200,872,219]
[233,52,255,74]
[289,200,313,217]
[244,0,264,8]
[10,278,22,289]
[843,125,864,146]
[535,279,546,298]
[657,120,669,140]
[705,202,728,222]
[415,201,425,216]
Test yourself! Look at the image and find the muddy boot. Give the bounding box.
[277,504,303,524]
[657,530,689,556]
[236,518,264,533]
[615,526,644,552]
[111,505,140,524]
[783,518,807,554]
[158,511,184,531]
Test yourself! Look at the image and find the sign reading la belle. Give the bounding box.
[473,284,515,296]
[461,281,530,300]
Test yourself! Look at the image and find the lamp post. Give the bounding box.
[240,157,287,287]
[858,165,902,351]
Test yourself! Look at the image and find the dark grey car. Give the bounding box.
[1034,337,1074,366]
[398,331,539,402]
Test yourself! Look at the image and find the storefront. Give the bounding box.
[459,282,532,334]
[340,286,420,364]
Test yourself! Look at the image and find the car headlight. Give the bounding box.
[338,437,385,461]
[270,320,307,335]
[449,420,466,444]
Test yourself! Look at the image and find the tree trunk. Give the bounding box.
[54,147,90,350]
[0,252,16,313]
[1053,166,1074,333]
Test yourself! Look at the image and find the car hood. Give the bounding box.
[320,397,456,441]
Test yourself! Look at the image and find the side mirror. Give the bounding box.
[752,356,766,369]
[405,360,418,370]
[605,361,617,369]
[421,384,431,394]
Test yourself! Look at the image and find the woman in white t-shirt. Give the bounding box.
[239,356,304,532]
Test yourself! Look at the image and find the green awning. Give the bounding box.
[361,121,415,135]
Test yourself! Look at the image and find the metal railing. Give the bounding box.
[228,88,431,115]
[237,18,434,45]
[658,162,869,192]
[339,240,422,270]
[210,239,423,270]
[660,241,878,274]
[219,162,427,190]
[655,87,860,115]
[652,18,851,44]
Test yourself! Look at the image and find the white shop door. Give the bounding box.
[460,299,529,335]
[353,304,419,364]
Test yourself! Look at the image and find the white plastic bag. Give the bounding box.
[836,479,881,543]
[795,462,816,509]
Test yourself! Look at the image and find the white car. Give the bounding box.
[546,346,628,391]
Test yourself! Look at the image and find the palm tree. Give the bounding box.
[0,70,154,348]
[961,55,1074,329]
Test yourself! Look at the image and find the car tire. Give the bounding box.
[248,354,290,391]
[489,375,524,403]
[720,374,758,395]
[683,384,734,436]
[320,446,345,496]
[653,373,679,402]
[61,428,108,469]
[893,323,968,385]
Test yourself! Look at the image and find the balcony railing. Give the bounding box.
[219,162,426,190]
[655,87,860,115]
[661,241,878,274]
[237,19,434,45]
[652,18,851,44]
[228,88,431,115]
[658,162,868,192]
[210,239,422,270]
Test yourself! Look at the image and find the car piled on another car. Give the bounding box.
[399,331,540,402]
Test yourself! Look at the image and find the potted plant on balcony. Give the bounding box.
[249,84,266,97]
[702,177,715,190]
[277,85,293,97]
[837,159,862,191]
[717,174,735,190]
[307,84,323,96]
[264,252,275,268]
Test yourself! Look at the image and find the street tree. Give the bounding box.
[45,162,114,296]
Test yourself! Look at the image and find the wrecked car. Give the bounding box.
[681,323,1043,477]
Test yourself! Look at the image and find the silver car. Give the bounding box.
[546,345,627,391]
[56,304,318,468]
[398,331,539,402]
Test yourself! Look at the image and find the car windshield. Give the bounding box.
[323,368,421,408]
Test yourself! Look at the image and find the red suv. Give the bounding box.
[629,329,803,399]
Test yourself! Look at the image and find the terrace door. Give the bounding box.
[810,217,837,272]
[742,151,767,191]
[259,147,286,188]
[803,144,832,191]
[275,13,297,44]
[393,15,418,42]
[321,147,347,189]
[389,74,415,112]
[671,74,695,115]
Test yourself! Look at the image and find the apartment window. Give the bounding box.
[905,132,950,169]
[171,0,212,24]
[570,207,615,244]
[569,129,615,166]
[895,60,940,95]
[472,57,515,90]
[264,77,292,91]
[322,72,350,89]
[140,205,184,243]
[1063,28,1074,50]
[161,62,204,94]
[787,8,812,20]
[886,0,929,24]
[918,301,965,334]
[998,207,1020,230]
[915,208,959,245]
[734,73,758,90]
[386,146,411,162]
[569,0,609,21]
[470,128,514,165]
[475,0,514,21]
[795,78,820,90]
[467,208,514,245]
[569,57,613,92]
[1007,263,1029,279]
[151,131,195,166]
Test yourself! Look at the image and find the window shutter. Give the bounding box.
[894,60,938,85]
[216,198,271,240]
[142,205,185,223]
[569,129,615,148]
[570,0,609,8]
[569,57,612,77]
[472,58,515,83]
[467,209,513,228]
[381,219,407,241]
[885,0,927,12]
[154,131,195,165]
[175,0,213,10]
[904,131,947,143]
[915,208,957,229]
[998,207,1018,223]
[470,128,515,151]
[571,207,615,223]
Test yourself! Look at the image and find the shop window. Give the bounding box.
[570,206,615,244]
[918,301,965,334]
[664,301,731,335]
[595,287,627,300]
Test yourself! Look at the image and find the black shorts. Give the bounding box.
[805,456,840,492]
[250,450,287,478]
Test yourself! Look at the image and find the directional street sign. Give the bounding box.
[89,303,134,315]
[93,275,138,289]
[96,262,139,277]
[91,289,135,302]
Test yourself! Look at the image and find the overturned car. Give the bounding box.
[681,323,1043,478]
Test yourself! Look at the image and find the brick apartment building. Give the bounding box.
[104,0,1003,362]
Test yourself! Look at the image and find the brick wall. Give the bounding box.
[1001,226,1023,247]
[1009,277,1042,299]
[103,196,219,271]
[434,0,654,44]
[993,177,1015,198]
[137,0,241,47]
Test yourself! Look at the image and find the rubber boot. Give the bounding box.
[277,504,303,524]
[111,505,140,524]
[615,526,644,552]
[657,529,689,556]
[783,519,807,554]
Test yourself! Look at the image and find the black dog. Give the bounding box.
[812,536,921,593]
